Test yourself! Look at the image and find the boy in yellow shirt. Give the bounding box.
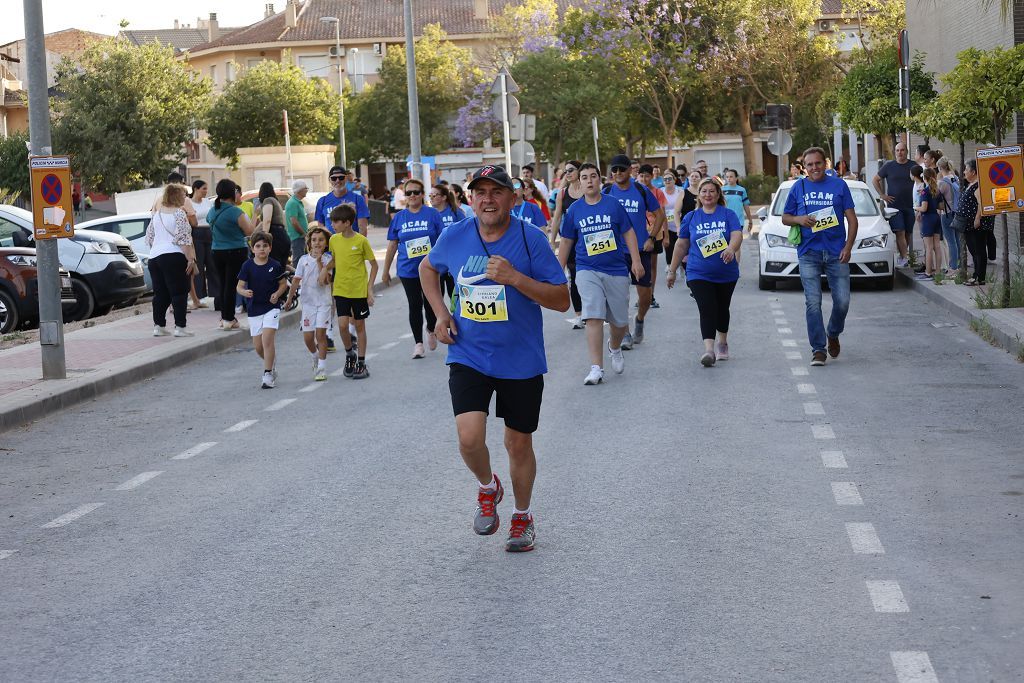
[320,205,378,379]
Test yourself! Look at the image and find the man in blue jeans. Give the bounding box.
[782,147,859,367]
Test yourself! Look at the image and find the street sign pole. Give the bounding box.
[404,0,424,184]
[898,29,911,147]
[24,0,65,379]
[500,73,512,174]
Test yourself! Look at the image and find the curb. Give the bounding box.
[0,279,398,434]
[896,268,1023,358]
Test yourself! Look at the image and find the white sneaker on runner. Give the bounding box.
[583,366,604,385]
[608,343,625,374]
[412,342,425,359]
[153,326,170,337]
[261,371,276,389]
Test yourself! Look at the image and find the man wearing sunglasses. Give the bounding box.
[602,154,666,347]
[314,165,370,234]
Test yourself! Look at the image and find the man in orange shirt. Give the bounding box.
[637,164,667,306]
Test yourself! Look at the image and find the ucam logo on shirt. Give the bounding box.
[617,198,641,213]
[577,213,613,230]
[400,219,432,233]
[800,190,837,206]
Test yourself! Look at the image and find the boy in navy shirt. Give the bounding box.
[237,231,290,388]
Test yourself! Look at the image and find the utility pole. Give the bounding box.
[404,0,424,184]
[24,0,66,379]
[319,16,347,169]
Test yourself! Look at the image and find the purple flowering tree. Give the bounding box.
[454,81,499,148]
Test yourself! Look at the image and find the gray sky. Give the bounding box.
[2,2,265,46]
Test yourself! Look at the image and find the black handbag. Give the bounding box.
[950,213,969,233]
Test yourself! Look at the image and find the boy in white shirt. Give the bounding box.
[285,226,334,381]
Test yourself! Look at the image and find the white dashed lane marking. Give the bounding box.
[365,353,379,359]
[821,450,848,468]
[299,383,323,393]
[891,651,939,683]
[399,333,414,339]
[796,383,817,394]
[41,503,105,529]
[330,367,346,377]
[803,401,825,415]
[846,522,885,554]
[115,471,163,491]
[0,550,17,560]
[866,580,909,613]
[225,420,258,433]
[380,341,399,350]
[265,398,297,412]
[812,424,835,440]
[781,339,797,347]
[831,482,864,506]
[791,366,809,376]
[777,327,793,334]
[172,442,217,460]
[785,351,802,360]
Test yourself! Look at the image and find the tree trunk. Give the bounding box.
[737,101,757,176]
[664,128,675,173]
[958,141,965,178]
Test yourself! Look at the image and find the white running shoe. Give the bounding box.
[153,326,170,337]
[314,368,327,381]
[427,332,438,351]
[173,326,194,337]
[608,343,625,374]
[412,342,425,359]
[583,365,604,385]
[261,371,276,389]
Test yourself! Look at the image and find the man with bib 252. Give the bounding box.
[419,166,569,553]
[781,147,858,367]
[557,163,645,385]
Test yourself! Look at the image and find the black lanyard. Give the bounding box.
[474,217,532,277]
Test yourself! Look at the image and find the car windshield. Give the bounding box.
[771,186,880,217]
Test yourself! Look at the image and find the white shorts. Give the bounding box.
[300,303,332,332]
[249,308,281,336]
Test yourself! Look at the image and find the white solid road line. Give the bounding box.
[225,419,258,433]
[866,580,909,613]
[265,398,297,412]
[812,424,836,440]
[781,339,797,347]
[804,401,825,415]
[831,481,864,505]
[777,327,793,334]
[796,383,817,394]
[0,550,17,560]
[846,522,885,554]
[115,471,164,491]
[42,503,105,529]
[380,341,399,350]
[791,366,810,376]
[821,450,848,468]
[330,367,346,377]
[890,651,939,683]
[399,333,413,339]
[298,383,322,393]
[785,351,802,360]
[365,352,378,359]
[172,442,217,460]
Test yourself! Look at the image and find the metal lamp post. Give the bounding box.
[320,16,347,169]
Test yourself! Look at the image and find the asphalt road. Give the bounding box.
[2,241,1022,682]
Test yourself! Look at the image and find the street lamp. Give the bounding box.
[320,16,346,169]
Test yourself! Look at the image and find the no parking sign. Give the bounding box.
[977,146,1024,217]
[29,156,75,239]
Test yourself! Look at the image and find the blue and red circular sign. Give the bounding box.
[40,173,63,205]
[989,161,1014,187]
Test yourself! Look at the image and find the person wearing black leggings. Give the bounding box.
[206,179,254,330]
[667,178,743,367]
[550,161,585,328]
[958,162,995,286]
[382,178,445,358]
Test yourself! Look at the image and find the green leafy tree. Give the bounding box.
[347,24,482,162]
[51,39,212,193]
[206,60,338,169]
[0,130,31,199]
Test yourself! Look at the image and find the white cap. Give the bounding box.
[291,179,308,192]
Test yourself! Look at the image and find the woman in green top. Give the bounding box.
[208,179,254,329]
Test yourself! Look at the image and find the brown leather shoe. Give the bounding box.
[827,336,841,358]
[811,351,827,366]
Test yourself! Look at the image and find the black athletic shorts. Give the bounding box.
[651,238,664,255]
[625,251,653,287]
[448,363,544,434]
[334,295,370,320]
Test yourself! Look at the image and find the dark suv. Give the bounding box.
[0,247,77,334]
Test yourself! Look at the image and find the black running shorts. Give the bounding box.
[334,295,370,320]
[625,251,653,287]
[448,363,544,434]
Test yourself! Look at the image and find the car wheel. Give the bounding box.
[67,278,96,321]
[758,274,776,291]
[0,289,19,334]
[877,272,895,291]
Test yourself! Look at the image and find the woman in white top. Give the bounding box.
[146,183,197,337]
[188,180,215,310]
[661,169,683,267]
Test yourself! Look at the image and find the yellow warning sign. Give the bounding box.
[977,146,1024,217]
[29,156,75,239]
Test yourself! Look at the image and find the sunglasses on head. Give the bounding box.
[610,166,627,173]
[405,189,424,196]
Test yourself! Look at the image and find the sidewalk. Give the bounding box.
[896,265,1024,359]
[0,226,396,433]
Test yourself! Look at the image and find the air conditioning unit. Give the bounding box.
[818,20,832,32]
[373,43,383,55]
[329,45,346,58]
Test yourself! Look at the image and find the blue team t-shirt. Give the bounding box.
[511,201,547,228]
[722,184,749,225]
[387,206,445,279]
[783,176,856,258]
[560,195,633,276]
[437,205,466,230]
[680,205,741,284]
[315,190,370,233]
[427,217,568,379]
[603,180,659,245]
[237,257,287,317]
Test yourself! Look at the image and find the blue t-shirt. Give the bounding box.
[560,195,633,276]
[207,204,247,251]
[603,180,659,245]
[427,217,568,379]
[437,205,466,230]
[680,206,741,284]
[511,201,547,228]
[237,257,287,316]
[387,206,445,279]
[652,177,665,189]
[783,176,856,257]
[315,190,370,233]
[722,184,749,225]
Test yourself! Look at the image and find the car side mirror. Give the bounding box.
[883,207,898,221]
[12,229,31,247]
[756,206,768,222]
